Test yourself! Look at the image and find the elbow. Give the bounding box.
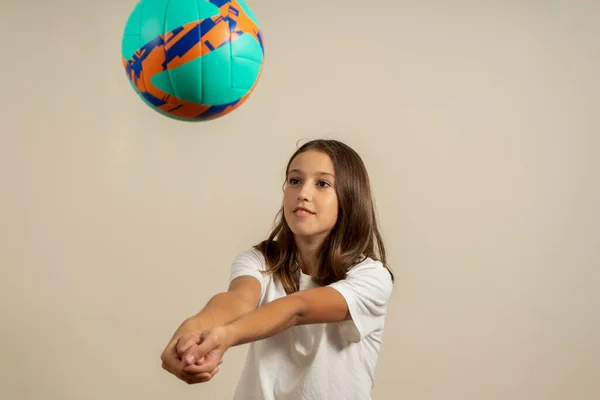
[290,295,309,325]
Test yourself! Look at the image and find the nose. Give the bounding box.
[297,182,312,201]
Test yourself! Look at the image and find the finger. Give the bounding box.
[184,366,220,384]
[165,364,196,385]
[182,351,220,374]
[177,335,200,356]
[161,339,178,362]
[182,359,214,375]
[161,352,181,375]
[162,353,204,385]
[183,354,222,372]
[181,351,204,367]
[202,366,220,381]
[162,360,186,383]
[183,342,210,365]
[202,366,220,382]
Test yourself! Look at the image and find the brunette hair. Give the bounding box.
[254,139,394,294]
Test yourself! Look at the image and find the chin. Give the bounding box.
[285,214,331,239]
[289,225,330,241]
[286,222,311,237]
[287,223,309,236]
[293,229,315,238]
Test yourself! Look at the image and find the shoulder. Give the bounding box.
[232,247,267,268]
[230,248,268,280]
[346,257,394,289]
[326,257,394,342]
[329,257,394,301]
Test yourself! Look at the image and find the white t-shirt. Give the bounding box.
[228,248,394,400]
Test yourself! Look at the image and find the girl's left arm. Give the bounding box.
[227,286,351,347]
[182,287,351,367]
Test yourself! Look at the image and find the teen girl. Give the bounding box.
[160,139,395,399]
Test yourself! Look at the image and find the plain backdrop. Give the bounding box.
[0,0,598,399]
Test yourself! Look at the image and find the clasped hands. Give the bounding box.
[161,326,231,385]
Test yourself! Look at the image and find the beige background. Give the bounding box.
[1,0,598,399]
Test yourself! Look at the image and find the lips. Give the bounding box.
[293,206,315,215]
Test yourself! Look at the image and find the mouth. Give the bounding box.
[292,206,315,216]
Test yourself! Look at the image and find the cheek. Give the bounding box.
[324,194,339,219]
[283,190,294,206]
[283,190,296,214]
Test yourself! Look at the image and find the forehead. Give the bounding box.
[288,150,334,175]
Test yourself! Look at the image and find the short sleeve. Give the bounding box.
[229,248,267,300]
[327,259,393,343]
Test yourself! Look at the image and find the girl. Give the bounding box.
[160,139,395,399]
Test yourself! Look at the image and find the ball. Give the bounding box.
[121,0,265,121]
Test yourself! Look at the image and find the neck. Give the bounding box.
[294,235,324,276]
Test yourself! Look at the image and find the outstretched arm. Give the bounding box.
[161,276,261,383]
[182,287,350,367]
[229,286,351,346]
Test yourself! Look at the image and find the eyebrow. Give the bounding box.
[288,169,335,177]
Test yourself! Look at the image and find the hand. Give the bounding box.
[161,331,223,384]
[180,326,232,377]
[175,332,203,358]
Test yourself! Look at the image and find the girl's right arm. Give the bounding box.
[160,275,261,384]
[171,275,262,340]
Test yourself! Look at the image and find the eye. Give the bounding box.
[288,178,300,185]
[317,180,331,188]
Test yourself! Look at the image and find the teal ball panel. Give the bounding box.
[121,0,265,121]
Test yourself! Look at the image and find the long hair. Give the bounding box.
[254,139,394,294]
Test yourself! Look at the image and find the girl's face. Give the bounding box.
[283,150,339,241]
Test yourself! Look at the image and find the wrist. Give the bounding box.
[172,318,203,341]
[221,323,239,349]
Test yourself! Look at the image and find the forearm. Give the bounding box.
[224,295,303,347]
[172,292,254,340]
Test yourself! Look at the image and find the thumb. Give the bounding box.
[183,342,208,365]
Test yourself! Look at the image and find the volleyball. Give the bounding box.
[121,0,264,121]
